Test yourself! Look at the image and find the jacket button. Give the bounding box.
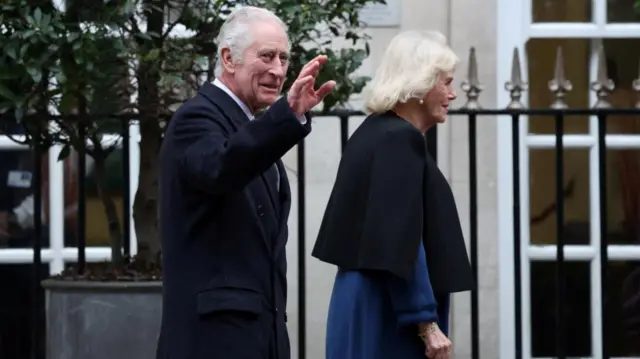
[257,205,265,216]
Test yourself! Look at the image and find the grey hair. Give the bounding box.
[213,6,289,77]
[364,30,459,114]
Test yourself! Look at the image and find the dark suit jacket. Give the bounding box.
[157,82,311,359]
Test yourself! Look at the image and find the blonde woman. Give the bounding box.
[312,31,475,359]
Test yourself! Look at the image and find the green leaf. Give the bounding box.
[0,83,17,102]
[58,143,71,161]
[27,67,42,83]
[33,7,42,24]
[6,45,17,60]
[14,107,24,122]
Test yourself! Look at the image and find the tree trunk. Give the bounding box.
[132,0,165,265]
[132,116,161,263]
[93,152,124,267]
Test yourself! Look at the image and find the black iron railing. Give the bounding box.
[2,106,640,359]
[3,44,640,359]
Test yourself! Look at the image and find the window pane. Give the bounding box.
[607,0,640,23]
[527,38,590,134]
[529,149,591,245]
[602,38,640,134]
[605,149,640,245]
[611,260,640,356]
[65,147,129,248]
[532,0,591,23]
[0,130,52,249]
[530,261,592,357]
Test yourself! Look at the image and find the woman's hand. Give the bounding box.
[419,322,452,359]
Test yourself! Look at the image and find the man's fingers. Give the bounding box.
[314,80,336,100]
[298,55,328,79]
[290,75,314,95]
[298,60,320,79]
[307,55,328,67]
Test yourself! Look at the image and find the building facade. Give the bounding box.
[287,0,640,358]
[0,0,639,358]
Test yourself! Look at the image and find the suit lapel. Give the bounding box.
[275,160,290,230]
[198,82,248,131]
[199,82,282,219]
[261,165,280,216]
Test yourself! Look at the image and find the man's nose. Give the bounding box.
[268,60,286,77]
[449,90,457,101]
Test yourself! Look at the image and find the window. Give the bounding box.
[513,0,640,357]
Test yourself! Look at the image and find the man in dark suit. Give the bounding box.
[156,6,335,359]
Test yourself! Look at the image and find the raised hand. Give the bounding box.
[287,55,336,117]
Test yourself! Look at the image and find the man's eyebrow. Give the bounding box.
[258,48,289,57]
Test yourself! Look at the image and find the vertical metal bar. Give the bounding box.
[31,119,43,359]
[598,114,609,359]
[511,113,522,359]
[468,113,479,359]
[339,116,349,154]
[122,118,131,256]
[297,117,307,359]
[77,124,87,274]
[554,113,566,359]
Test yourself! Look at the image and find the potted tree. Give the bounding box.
[0,0,382,357]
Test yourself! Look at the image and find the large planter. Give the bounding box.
[42,279,162,359]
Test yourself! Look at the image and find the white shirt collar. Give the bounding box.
[212,78,254,120]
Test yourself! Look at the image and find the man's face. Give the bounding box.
[229,21,290,112]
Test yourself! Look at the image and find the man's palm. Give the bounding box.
[287,55,336,116]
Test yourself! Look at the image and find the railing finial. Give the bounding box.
[633,58,640,109]
[590,45,615,109]
[548,46,572,109]
[505,47,528,109]
[460,47,484,109]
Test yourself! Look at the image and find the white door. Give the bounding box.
[497,0,640,358]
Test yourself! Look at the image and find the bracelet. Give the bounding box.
[418,322,438,339]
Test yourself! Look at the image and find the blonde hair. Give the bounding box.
[364,30,459,114]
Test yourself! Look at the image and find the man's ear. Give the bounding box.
[221,48,235,74]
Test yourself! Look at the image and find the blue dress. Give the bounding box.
[325,241,449,359]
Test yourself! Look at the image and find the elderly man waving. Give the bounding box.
[157,6,335,359]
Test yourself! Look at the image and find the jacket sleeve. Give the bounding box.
[383,241,439,326]
[173,97,311,195]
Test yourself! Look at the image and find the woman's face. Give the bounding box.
[422,71,456,124]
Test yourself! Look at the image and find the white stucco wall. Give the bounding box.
[282,0,501,358]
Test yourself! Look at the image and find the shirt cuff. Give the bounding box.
[297,115,308,125]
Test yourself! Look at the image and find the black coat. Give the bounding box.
[157,82,311,359]
[312,111,475,295]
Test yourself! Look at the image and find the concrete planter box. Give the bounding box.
[42,279,162,359]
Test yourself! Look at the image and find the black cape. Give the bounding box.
[311,111,475,294]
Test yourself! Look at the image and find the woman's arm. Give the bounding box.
[382,241,439,325]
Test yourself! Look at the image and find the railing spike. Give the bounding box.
[505,47,528,109]
[633,57,640,109]
[548,46,572,109]
[460,47,484,109]
[590,45,615,109]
